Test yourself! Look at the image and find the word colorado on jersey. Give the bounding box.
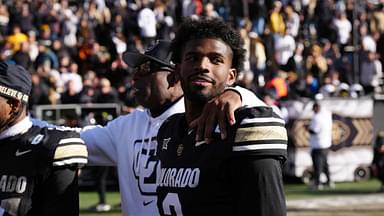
[158,168,200,188]
[0,175,27,193]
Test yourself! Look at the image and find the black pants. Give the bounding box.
[96,166,109,204]
[311,148,331,186]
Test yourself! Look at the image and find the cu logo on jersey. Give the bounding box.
[133,137,159,196]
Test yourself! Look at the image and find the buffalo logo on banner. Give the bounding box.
[291,114,372,150]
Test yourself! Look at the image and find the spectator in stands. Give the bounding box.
[29,72,50,108]
[317,69,347,98]
[264,70,288,99]
[6,25,28,52]
[333,11,352,48]
[174,0,197,24]
[51,39,71,62]
[77,17,96,46]
[38,24,55,47]
[274,28,296,70]
[27,30,39,62]
[360,24,377,53]
[86,42,110,77]
[61,62,83,94]
[203,2,219,19]
[304,73,320,99]
[240,28,251,71]
[96,78,119,103]
[284,4,300,38]
[137,1,157,49]
[324,41,343,73]
[248,0,268,36]
[35,60,62,95]
[79,71,99,104]
[360,51,383,94]
[79,85,98,104]
[61,80,81,104]
[306,44,328,83]
[249,32,267,86]
[109,53,130,87]
[370,3,384,33]
[269,1,285,35]
[237,70,258,94]
[153,0,174,41]
[60,0,78,53]
[315,0,338,42]
[285,42,305,77]
[14,3,34,34]
[35,42,59,70]
[0,4,9,39]
[12,41,32,70]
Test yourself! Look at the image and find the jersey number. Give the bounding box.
[162,193,182,216]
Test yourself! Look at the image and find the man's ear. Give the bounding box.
[174,64,182,81]
[167,66,181,87]
[7,98,22,116]
[227,68,237,86]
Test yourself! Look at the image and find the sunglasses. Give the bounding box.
[134,61,173,76]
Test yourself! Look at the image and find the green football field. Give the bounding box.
[79,179,383,216]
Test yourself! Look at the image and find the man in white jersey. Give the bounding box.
[34,40,262,215]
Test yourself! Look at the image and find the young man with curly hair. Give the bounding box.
[156,18,287,216]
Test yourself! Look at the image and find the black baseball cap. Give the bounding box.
[122,40,175,69]
[0,62,31,103]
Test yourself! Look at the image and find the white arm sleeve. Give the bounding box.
[80,124,118,166]
[230,86,267,107]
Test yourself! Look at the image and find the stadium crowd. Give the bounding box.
[0,0,383,114]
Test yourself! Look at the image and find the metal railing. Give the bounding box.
[32,103,121,125]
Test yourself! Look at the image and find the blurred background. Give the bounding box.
[1,0,384,214]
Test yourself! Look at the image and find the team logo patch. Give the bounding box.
[188,129,194,135]
[162,138,171,150]
[176,144,184,156]
[15,149,32,157]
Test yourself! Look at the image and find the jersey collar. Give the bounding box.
[146,96,185,124]
[0,116,32,139]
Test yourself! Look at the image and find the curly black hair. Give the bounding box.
[170,17,246,72]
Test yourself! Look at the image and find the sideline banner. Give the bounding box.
[284,98,373,149]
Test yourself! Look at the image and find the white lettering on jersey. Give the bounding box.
[162,138,171,150]
[31,134,44,145]
[0,175,27,193]
[158,168,200,188]
[162,193,183,216]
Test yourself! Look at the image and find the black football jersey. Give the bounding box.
[0,126,88,216]
[156,106,287,216]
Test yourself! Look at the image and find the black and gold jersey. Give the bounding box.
[156,106,287,216]
[0,126,87,216]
